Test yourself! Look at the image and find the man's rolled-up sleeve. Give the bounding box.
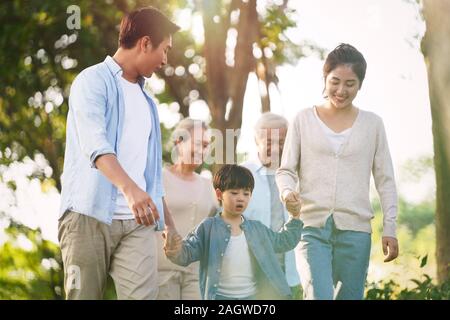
[69,71,116,168]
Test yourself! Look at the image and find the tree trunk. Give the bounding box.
[422,0,450,283]
[257,59,272,113]
[202,0,258,171]
[202,0,230,128]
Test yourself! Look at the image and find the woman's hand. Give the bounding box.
[284,191,302,217]
[382,236,399,262]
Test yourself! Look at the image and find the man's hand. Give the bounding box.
[122,183,160,226]
[284,191,302,217]
[163,228,182,257]
[94,154,160,226]
[382,236,399,262]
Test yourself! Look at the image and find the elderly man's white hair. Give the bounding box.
[254,112,288,138]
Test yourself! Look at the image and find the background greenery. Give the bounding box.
[0,0,449,299]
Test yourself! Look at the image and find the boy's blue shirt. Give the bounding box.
[241,158,301,286]
[169,214,303,300]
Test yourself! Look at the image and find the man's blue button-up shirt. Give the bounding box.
[59,56,164,228]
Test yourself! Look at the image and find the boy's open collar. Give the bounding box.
[216,212,248,229]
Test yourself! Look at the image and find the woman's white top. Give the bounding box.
[313,106,352,154]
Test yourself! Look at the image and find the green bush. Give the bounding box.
[0,216,64,300]
[366,275,450,300]
[366,256,449,300]
[0,214,117,300]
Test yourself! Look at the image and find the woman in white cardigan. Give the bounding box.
[276,44,399,300]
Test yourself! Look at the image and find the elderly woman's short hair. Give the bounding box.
[171,117,208,145]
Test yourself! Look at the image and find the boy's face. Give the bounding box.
[216,188,252,217]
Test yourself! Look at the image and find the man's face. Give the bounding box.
[136,35,172,78]
[255,127,287,169]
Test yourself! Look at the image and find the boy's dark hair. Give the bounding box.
[213,165,254,193]
[118,6,180,49]
[323,43,367,88]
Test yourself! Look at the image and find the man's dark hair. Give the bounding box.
[213,165,254,193]
[118,6,180,49]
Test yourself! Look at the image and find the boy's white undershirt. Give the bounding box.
[217,231,257,298]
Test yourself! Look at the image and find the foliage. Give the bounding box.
[0,213,64,299]
[0,0,123,191]
[398,198,435,236]
[291,284,303,300]
[0,211,120,300]
[369,196,436,286]
[0,0,312,190]
[366,276,450,300]
[366,256,450,300]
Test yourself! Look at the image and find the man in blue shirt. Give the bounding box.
[58,7,179,299]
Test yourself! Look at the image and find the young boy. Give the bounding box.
[164,164,302,300]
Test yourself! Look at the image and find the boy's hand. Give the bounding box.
[163,228,183,257]
[284,191,301,217]
[382,236,399,262]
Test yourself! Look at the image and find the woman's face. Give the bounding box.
[324,64,360,109]
[177,128,210,168]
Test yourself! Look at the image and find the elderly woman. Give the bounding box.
[157,118,219,300]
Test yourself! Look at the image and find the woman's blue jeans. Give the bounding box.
[296,215,371,300]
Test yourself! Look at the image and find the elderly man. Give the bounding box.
[241,112,301,295]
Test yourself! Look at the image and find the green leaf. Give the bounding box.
[420,255,428,268]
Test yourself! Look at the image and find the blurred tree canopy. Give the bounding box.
[1,0,120,191]
[0,0,317,299]
[0,0,317,192]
